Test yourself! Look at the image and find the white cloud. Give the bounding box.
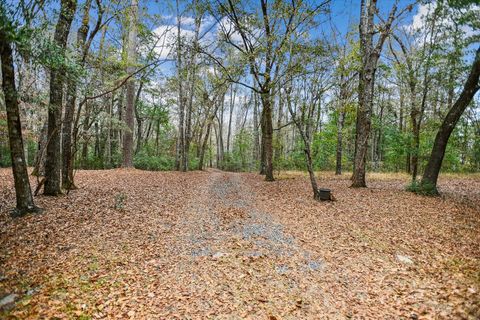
[217,16,244,44]
[409,2,434,33]
[152,24,195,59]
[403,1,479,39]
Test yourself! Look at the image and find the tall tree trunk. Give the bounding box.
[44,0,77,196]
[252,90,260,163]
[94,122,100,157]
[420,47,480,193]
[62,0,92,189]
[286,86,321,200]
[81,103,90,167]
[261,91,274,181]
[134,82,144,155]
[213,122,220,168]
[184,3,201,171]
[274,90,284,164]
[104,93,113,166]
[227,84,236,153]
[198,96,220,170]
[335,78,348,175]
[0,27,39,215]
[175,0,185,171]
[217,99,225,168]
[351,0,396,188]
[335,110,345,175]
[198,121,212,171]
[32,121,47,176]
[259,104,266,175]
[122,0,138,168]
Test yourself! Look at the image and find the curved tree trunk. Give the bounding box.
[420,47,480,193]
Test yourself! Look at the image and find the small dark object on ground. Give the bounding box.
[319,188,335,201]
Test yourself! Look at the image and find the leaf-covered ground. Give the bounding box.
[0,168,479,319]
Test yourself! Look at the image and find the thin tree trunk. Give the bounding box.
[217,99,225,168]
[198,121,212,171]
[259,104,266,175]
[286,86,321,200]
[274,90,284,164]
[198,97,220,170]
[81,103,90,167]
[32,121,47,176]
[104,93,113,166]
[134,82,144,155]
[336,111,345,175]
[252,91,260,163]
[227,84,236,153]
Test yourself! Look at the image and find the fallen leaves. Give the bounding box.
[0,169,478,318]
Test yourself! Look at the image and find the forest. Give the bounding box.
[0,0,479,318]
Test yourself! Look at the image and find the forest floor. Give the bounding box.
[0,168,479,319]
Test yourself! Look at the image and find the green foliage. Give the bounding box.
[406,181,438,196]
[312,122,338,170]
[82,155,106,170]
[382,125,409,172]
[133,152,175,171]
[223,129,254,172]
[0,144,11,167]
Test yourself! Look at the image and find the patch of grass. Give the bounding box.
[406,181,438,196]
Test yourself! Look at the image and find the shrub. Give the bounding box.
[406,181,438,196]
[133,153,174,171]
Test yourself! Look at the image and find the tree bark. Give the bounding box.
[32,121,47,176]
[217,107,224,169]
[260,91,274,181]
[175,0,185,171]
[44,0,77,196]
[286,82,321,200]
[0,27,39,215]
[122,0,138,168]
[335,110,345,175]
[62,0,92,189]
[198,95,221,170]
[184,3,201,171]
[351,0,396,188]
[420,46,480,193]
[134,82,144,155]
[252,90,260,163]
[227,84,236,153]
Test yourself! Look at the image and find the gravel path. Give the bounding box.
[163,171,336,318]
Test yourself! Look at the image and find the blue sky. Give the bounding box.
[142,0,418,38]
